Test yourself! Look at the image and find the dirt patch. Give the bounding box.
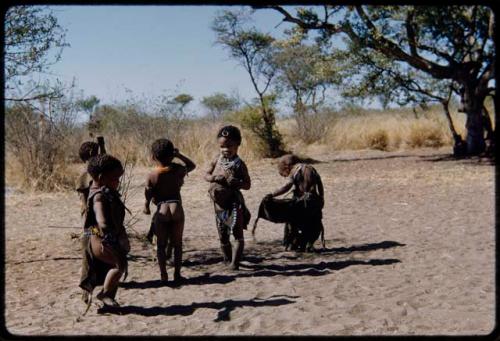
[4,147,495,336]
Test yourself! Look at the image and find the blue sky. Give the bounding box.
[45,5,302,116]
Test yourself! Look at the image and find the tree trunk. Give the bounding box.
[441,101,460,140]
[461,84,486,155]
[259,95,283,157]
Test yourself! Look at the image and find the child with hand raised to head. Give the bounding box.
[204,125,251,270]
[144,139,196,284]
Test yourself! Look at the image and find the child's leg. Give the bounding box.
[306,219,323,252]
[230,225,244,270]
[146,217,155,244]
[170,208,185,282]
[90,235,125,306]
[157,202,184,282]
[154,213,169,281]
[166,240,173,265]
[80,233,90,303]
[216,217,232,263]
[283,223,291,249]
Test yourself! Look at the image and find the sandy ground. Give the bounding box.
[3,147,496,336]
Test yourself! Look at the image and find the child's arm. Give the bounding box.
[78,192,87,216]
[228,161,251,190]
[93,193,111,236]
[76,172,90,216]
[174,149,196,173]
[268,178,294,198]
[96,136,107,155]
[204,158,226,184]
[143,173,153,215]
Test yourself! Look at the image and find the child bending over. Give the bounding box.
[204,125,251,270]
[144,139,195,284]
[267,154,325,252]
[79,154,130,307]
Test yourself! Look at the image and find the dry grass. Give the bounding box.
[5,151,80,192]
[6,103,495,193]
[323,107,469,152]
[104,121,264,168]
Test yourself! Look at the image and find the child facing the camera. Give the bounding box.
[204,125,251,270]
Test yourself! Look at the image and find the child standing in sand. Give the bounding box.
[204,125,251,270]
[75,140,100,304]
[267,154,325,252]
[79,154,130,307]
[143,139,196,284]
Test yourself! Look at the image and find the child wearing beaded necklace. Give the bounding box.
[204,125,251,270]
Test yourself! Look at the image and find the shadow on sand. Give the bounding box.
[121,240,403,291]
[418,154,495,165]
[319,240,406,254]
[98,295,299,320]
[121,257,401,290]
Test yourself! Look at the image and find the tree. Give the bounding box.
[272,34,340,143]
[212,9,285,157]
[173,93,194,115]
[201,92,239,120]
[5,87,80,190]
[266,5,495,155]
[76,95,101,136]
[4,5,68,102]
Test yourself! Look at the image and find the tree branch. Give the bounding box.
[269,6,341,33]
[405,9,419,57]
[354,6,454,79]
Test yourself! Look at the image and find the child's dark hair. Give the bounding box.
[87,154,123,179]
[151,138,174,164]
[79,141,99,162]
[277,154,300,173]
[217,125,242,145]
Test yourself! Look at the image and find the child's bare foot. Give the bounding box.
[228,263,239,271]
[96,291,119,307]
[172,274,186,287]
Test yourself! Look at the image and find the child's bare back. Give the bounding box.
[144,139,195,284]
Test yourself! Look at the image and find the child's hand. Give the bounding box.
[213,175,226,184]
[143,205,151,215]
[227,175,241,188]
